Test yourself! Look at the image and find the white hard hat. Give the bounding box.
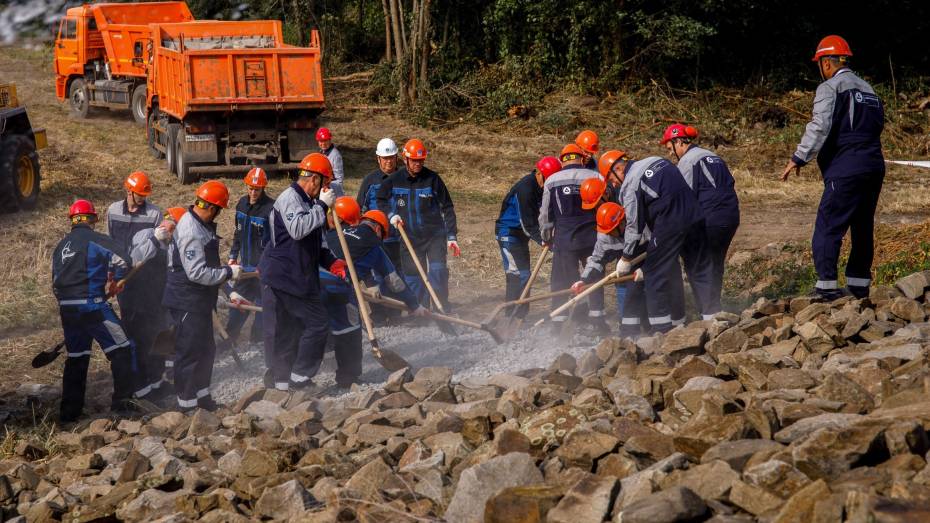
[376,138,398,157]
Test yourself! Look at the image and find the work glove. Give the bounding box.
[154,225,171,242]
[227,258,238,266]
[330,259,348,280]
[364,285,382,301]
[447,240,461,257]
[390,215,404,229]
[411,305,429,317]
[106,278,123,298]
[633,268,645,282]
[319,187,336,208]
[541,226,554,243]
[229,291,246,305]
[229,264,243,281]
[571,280,587,295]
[614,258,633,277]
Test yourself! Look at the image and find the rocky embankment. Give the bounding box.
[8,272,930,522]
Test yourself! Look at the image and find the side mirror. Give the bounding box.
[133,41,143,58]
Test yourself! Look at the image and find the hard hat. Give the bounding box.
[598,150,628,179]
[69,199,97,218]
[316,127,332,141]
[376,138,398,157]
[362,210,390,239]
[596,202,625,234]
[299,153,334,179]
[333,197,361,225]
[124,171,152,196]
[812,35,852,62]
[165,207,186,222]
[195,180,230,209]
[244,167,268,188]
[660,124,699,145]
[403,139,428,160]
[580,177,607,210]
[560,144,584,162]
[535,156,561,180]
[574,130,600,154]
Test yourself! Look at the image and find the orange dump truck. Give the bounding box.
[146,20,326,183]
[53,2,194,124]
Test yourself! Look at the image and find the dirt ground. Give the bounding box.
[1,47,928,424]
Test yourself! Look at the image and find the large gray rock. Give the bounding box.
[895,271,930,299]
[773,413,863,444]
[444,452,543,523]
[701,439,785,472]
[615,486,708,523]
[255,479,317,520]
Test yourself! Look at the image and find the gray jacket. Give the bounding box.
[582,232,623,282]
[324,146,345,196]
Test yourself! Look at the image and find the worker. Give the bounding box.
[572,202,643,330]
[604,152,718,337]
[376,139,459,310]
[224,167,275,352]
[539,143,608,334]
[357,138,403,271]
[317,127,345,196]
[662,124,740,309]
[163,181,242,411]
[259,153,343,391]
[53,200,136,423]
[575,130,600,170]
[494,156,559,318]
[781,35,885,300]
[599,150,629,200]
[105,171,165,401]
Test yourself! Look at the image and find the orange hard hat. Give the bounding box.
[598,150,628,179]
[403,139,428,160]
[536,156,561,180]
[560,143,584,162]
[69,199,97,218]
[124,171,152,196]
[812,35,852,62]
[165,207,186,223]
[575,130,600,154]
[363,210,390,239]
[333,197,361,225]
[660,124,699,145]
[596,202,625,234]
[244,167,268,188]
[299,153,334,179]
[196,180,229,209]
[580,177,608,210]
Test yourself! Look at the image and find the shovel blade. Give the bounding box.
[434,318,459,336]
[31,342,65,368]
[370,340,411,372]
[151,327,177,357]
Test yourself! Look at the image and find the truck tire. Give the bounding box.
[174,128,199,185]
[131,85,147,126]
[0,135,41,213]
[148,113,164,160]
[166,123,181,175]
[69,78,90,119]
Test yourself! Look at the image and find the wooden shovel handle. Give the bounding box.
[518,244,550,301]
[547,252,646,320]
[396,222,446,314]
[333,214,381,353]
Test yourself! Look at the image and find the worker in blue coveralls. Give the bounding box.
[781,35,885,301]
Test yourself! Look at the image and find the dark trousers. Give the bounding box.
[550,245,604,322]
[262,285,330,390]
[705,223,738,308]
[167,308,216,409]
[332,329,363,385]
[401,235,450,309]
[672,221,721,321]
[224,278,263,345]
[122,308,167,397]
[813,175,883,298]
[498,236,532,318]
[59,305,136,421]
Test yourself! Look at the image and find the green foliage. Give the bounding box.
[875,242,930,285]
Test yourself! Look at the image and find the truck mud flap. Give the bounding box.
[188,163,301,175]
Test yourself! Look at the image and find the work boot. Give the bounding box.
[110,398,141,418]
[289,379,316,391]
[262,369,275,389]
[197,396,219,412]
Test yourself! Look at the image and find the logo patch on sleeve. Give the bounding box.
[285,212,295,221]
[185,249,196,260]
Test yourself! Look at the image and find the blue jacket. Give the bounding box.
[495,172,543,244]
[792,68,885,180]
[357,168,399,243]
[538,164,600,251]
[163,208,232,313]
[229,193,274,269]
[319,270,361,335]
[376,166,457,242]
[619,157,704,257]
[259,182,337,298]
[52,224,130,310]
[676,145,740,228]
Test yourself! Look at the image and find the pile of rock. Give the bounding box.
[7,272,930,522]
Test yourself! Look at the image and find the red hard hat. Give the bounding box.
[403,139,428,160]
[299,153,334,179]
[363,210,390,239]
[316,127,332,141]
[124,171,152,196]
[560,143,584,162]
[580,177,607,210]
[812,35,852,62]
[535,156,561,180]
[196,180,230,209]
[596,202,625,234]
[660,124,699,145]
[333,197,361,225]
[165,207,186,223]
[575,130,600,154]
[244,167,268,188]
[69,199,97,218]
[598,150,628,179]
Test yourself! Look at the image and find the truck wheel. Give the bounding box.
[69,78,90,119]
[174,129,199,185]
[166,123,181,175]
[131,85,147,126]
[0,135,41,213]
[148,113,164,160]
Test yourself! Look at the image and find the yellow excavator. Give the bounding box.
[0,83,46,212]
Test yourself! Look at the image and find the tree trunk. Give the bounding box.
[408,0,420,103]
[418,0,431,93]
[381,0,392,61]
[389,0,404,60]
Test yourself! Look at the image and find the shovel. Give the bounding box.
[334,213,411,372]
[482,288,574,340]
[395,222,451,316]
[489,244,550,336]
[213,311,246,371]
[368,293,506,344]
